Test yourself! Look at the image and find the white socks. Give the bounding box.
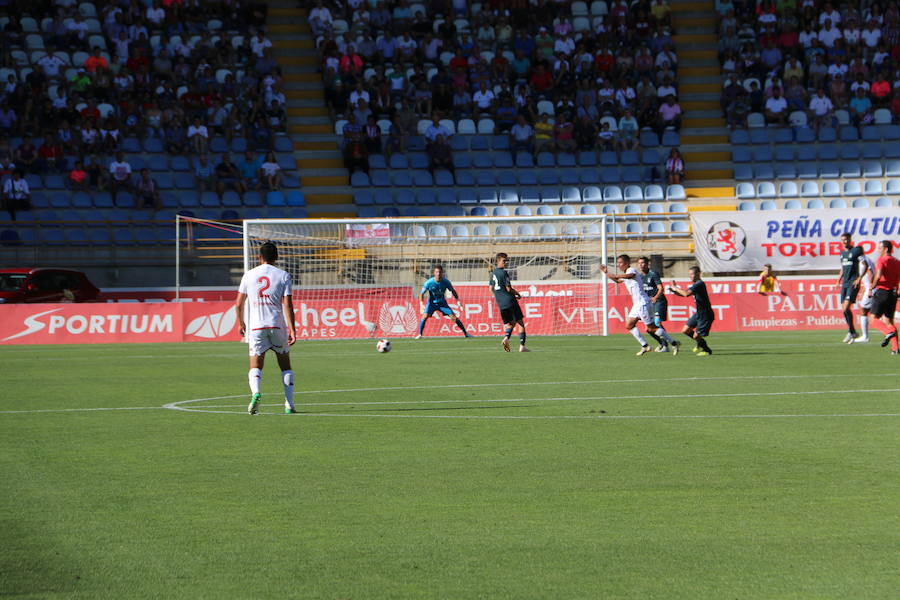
[656,327,675,344]
[859,316,869,338]
[629,327,648,347]
[282,370,295,410]
[248,368,262,394]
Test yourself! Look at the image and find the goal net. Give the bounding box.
[243,216,611,340]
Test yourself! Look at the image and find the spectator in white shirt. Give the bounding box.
[764,88,789,125]
[554,33,576,56]
[2,170,30,220]
[424,114,451,144]
[146,1,166,27]
[349,82,370,108]
[472,82,495,113]
[818,20,842,48]
[38,51,67,80]
[187,117,209,154]
[251,32,273,58]
[108,152,133,201]
[66,14,89,47]
[861,20,882,48]
[843,22,860,46]
[798,25,817,48]
[309,0,333,36]
[509,114,533,155]
[808,88,834,129]
[819,4,841,26]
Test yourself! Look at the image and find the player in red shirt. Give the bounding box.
[868,240,900,354]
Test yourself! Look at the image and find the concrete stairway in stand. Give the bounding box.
[671,0,734,190]
[267,0,356,216]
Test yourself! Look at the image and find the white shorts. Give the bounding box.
[628,302,653,326]
[248,327,289,356]
[859,289,873,310]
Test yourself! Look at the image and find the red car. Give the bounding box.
[0,268,100,303]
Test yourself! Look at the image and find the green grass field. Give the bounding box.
[2,331,898,599]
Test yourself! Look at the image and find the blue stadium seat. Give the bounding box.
[644,185,664,201]
[760,200,777,210]
[580,170,600,184]
[582,186,602,202]
[840,145,860,160]
[738,201,756,211]
[231,138,248,153]
[862,127,882,141]
[749,128,770,144]
[493,153,513,168]
[620,151,639,165]
[93,192,113,208]
[818,162,840,179]
[818,144,838,161]
[354,190,373,205]
[478,189,499,204]
[454,153,471,169]
[784,199,802,210]
[756,182,776,198]
[515,152,534,167]
[730,130,750,144]
[732,147,751,163]
[621,167,642,183]
[796,162,818,179]
[623,185,643,202]
[436,190,456,205]
[475,171,495,186]
[381,207,400,218]
[368,154,386,169]
[144,138,163,152]
[541,188,561,203]
[779,182,798,198]
[412,153,432,170]
[863,180,883,196]
[796,146,816,161]
[417,190,437,205]
[599,151,618,166]
[493,206,510,217]
[413,170,433,186]
[538,170,558,185]
[472,154,492,169]
[794,127,815,143]
[839,127,859,142]
[370,171,390,186]
[752,146,773,162]
[579,151,598,166]
[821,181,840,197]
[862,144,883,159]
[221,191,241,207]
[754,164,774,180]
[275,136,294,152]
[389,154,408,169]
[450,136,468,151]
[800,182,819,197]
[840,162,861,178]
[470,206,488,217]
[774,147,794,162]
[852,198,870,208]
[122,137,141,153]
[113,228,135,245]
[875,197,893,207]
[775,164,797,179]
[641,149,660,165]
[517,170,538,185]
[373,190,393,205]
[455,171,475,186]
[266,191,285,206]
[603,186,623,202]
[434,170,455,186]
[134,228,157,245]
[514,205,532,216]
[562,187,581,203]
[830,198,848,209]
[557,169,578,185]
[773,128,793,144]
[357,206,377,217]
[818,127,837,142]
[492,136,510,150]
[49,194,69,208]
[558,153,577,167]
[600,168,620,184]
[884,125,900,140]
[395,190,415,205]
[640,131,659,147]
[350,171,370,187]
[156,173,174,190]
[498,189,518,204]
[661,131,679,146]
[174,172,194,189]
[666,185,686,201]
[733,164,753,180]
[470,136,489,151]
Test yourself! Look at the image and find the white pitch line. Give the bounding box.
[0,406,163,414]
[189,387,900,409]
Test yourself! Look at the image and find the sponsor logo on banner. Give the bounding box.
[346,222,390,246]
[184,306,237,338]
[691,209,900,272]
[706,221,747,261]
[377,302,419,335]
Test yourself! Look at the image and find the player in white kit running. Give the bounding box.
[235,242,298,414]
[852,252,876,343]
[601,254,680,356]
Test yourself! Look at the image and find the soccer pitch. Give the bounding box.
[2,331,898,599]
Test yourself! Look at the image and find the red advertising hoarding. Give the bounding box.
[2,277,892,345]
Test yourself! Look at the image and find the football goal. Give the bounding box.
[240,215,613,339]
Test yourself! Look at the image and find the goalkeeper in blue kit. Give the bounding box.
[416,265,473,338]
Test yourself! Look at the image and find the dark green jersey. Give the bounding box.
[689,279,713,315]
[642,269,664,303]
[489,267,517,309]
[840,246,864,284]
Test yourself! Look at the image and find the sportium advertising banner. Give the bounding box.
[2,277,892,344]
[691,209,900,272]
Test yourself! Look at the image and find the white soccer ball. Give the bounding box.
[376,339,391,353]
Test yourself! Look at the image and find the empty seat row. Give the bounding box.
[349,217,690,238]
[733,144,900,163]
[25,189,305,210]
[734,161,891,180]
[737,180,900,199]
[354,185,686,206]
[372,149,664,171]
[738,198,898,211]
[352,166,661,188]
[731,125,900,145]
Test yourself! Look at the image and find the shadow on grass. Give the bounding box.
[308,404,537,414]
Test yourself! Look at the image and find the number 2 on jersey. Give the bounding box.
[257,276,271,298]
[491,274,501,290]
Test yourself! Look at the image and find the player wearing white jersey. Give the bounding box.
[853,253,877,343]
[235,242,298,415]
[601,254,679,356]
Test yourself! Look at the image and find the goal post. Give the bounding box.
[242,215,612,340]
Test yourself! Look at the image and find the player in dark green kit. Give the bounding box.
[489,252,530,352]
[637,256,675,353]
[837,233,868,343]
[670,266,715,356]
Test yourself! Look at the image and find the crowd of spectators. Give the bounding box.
[718,0,900,130]
[1,0,282,217]
[309,0,684,174]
